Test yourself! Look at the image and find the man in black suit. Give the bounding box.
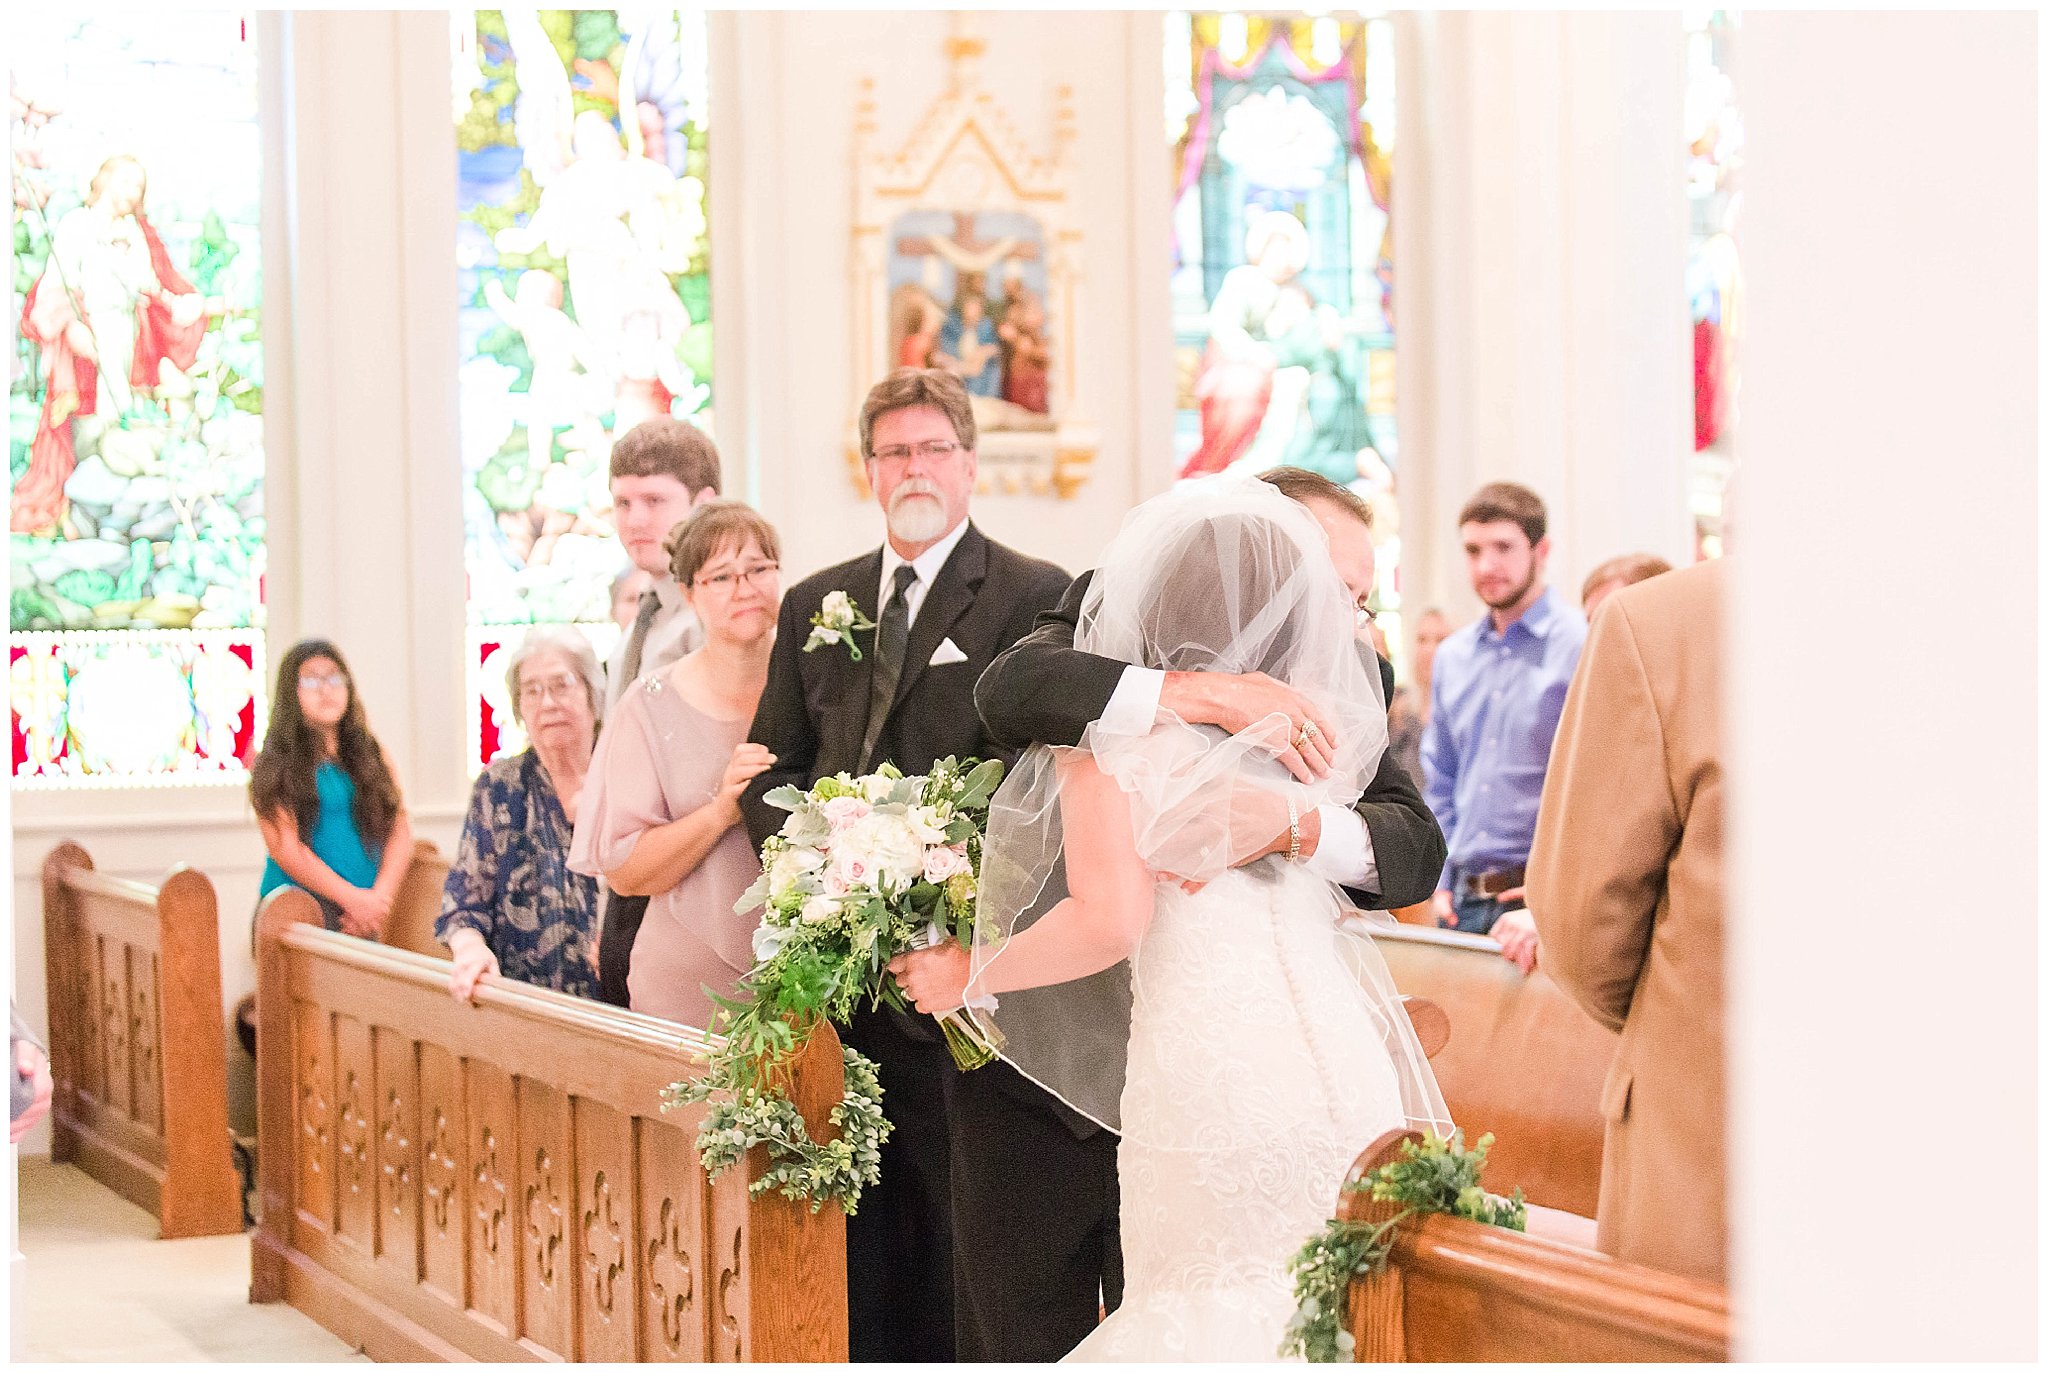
[742,368,1071,1363]
[975,465,1447,937]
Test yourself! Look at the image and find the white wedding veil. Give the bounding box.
[964,474,1452,1138]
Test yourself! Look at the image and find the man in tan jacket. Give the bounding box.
[1527,556,1726,1285]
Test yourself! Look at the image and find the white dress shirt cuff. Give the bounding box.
[1303,803,1379,892]
[1098,666,1165,737]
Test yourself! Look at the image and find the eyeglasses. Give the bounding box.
[693,562,781,595]
[870,440,964,467]
[298,672,348,693]
[517,673,586,706]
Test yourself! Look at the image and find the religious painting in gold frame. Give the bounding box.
[849,33,1096,499]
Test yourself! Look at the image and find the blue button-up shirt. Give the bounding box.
[1421,586,1587,885]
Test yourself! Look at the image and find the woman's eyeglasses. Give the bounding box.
[693,563,781,595]
[517,673,586,706]
[298,672,348,692]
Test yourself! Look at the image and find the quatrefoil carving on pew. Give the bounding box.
[583,1169,626,1318]
[646,1196,693,1350]
[338,1070,370,1196]
[717,1226,742,1348]
[526,1146,563,1287]
[300,1051,330,1178]
[129,982,158,1083]
[381,1087,412,1218]
[475,1127,507,1254]
[424,1107,455,1233]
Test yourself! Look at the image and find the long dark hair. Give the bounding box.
[249,639,403,851]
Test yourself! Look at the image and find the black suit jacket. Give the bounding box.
[743,522,1072,849]
[974,569,1448,910]
[744,523,1069,1077]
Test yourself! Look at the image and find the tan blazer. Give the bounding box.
[1527,558,1726,1284]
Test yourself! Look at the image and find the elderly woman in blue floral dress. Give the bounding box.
[438,628,604,1002]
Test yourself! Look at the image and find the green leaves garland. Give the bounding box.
[1280,1130,1528,1362]
[665,1044,889,1216]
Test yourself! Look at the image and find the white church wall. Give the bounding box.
[1730,10,2037,1360]
[1392,10,1693,627]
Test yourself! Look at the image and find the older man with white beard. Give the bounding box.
[742,367,1071,1363]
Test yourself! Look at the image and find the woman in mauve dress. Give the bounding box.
[570,501,783,1027]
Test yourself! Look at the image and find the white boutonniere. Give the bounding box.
[804,590,879,660]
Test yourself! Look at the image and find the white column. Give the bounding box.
[273,11,469,833]
[1392,10,1692,623]
[1730,12,2037,1359]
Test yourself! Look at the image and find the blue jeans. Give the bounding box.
[1445,871,1525,935]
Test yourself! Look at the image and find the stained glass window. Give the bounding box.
[10,12,267,788]
[1686,9,1741,559]
[455,8,711,773]
[1166,12,1405,651]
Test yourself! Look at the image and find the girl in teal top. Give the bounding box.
[251,640,414,937]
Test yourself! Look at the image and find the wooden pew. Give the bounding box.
[1341,1129,1730,1362]
[235,842,451,1061]
[1366,923,1616,1220]
[38,840,242,1238]
[377,839,451,958]
[249,886,847,1361]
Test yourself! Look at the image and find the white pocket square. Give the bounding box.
[929,637,969,666]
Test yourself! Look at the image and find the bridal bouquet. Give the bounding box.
[666,756,1006,1214]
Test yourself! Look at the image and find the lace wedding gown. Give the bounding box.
[1065,859,1407,1363]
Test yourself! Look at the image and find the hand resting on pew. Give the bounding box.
[445,926,503,1003]
[1491,905,1541,974]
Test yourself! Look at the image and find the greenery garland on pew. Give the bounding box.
[665,1044,890,1215]
[1280,1130,1529,1362]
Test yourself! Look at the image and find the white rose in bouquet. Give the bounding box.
[860,774,898,804]
[799,893,843,925]
[906,804,953,847]
[835,812,926,891]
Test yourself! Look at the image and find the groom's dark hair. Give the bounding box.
[1257,466,1373,529]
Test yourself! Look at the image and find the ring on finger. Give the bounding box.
[1302,720,1322,740]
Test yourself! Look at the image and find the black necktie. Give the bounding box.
[860,564,920,771]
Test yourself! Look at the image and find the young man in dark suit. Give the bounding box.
[741,368,1073,1363]
[974,466,1447,940]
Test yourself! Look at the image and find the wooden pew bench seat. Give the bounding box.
[1364,921,1617,1220]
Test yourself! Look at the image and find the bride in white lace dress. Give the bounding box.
[893,476,1452,1362]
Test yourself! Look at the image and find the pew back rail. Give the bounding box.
[1341,1129,1729,1362]
[250,887,848,1362]
[39,840,241,1239]
[1367,922,1616,1218]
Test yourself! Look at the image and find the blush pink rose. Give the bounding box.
[822,796,874,833]
[922,845,970,884]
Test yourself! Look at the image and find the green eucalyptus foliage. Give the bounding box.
[1280,1130,1527,1362]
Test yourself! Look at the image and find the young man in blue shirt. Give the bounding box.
[1421,481,1588,937]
